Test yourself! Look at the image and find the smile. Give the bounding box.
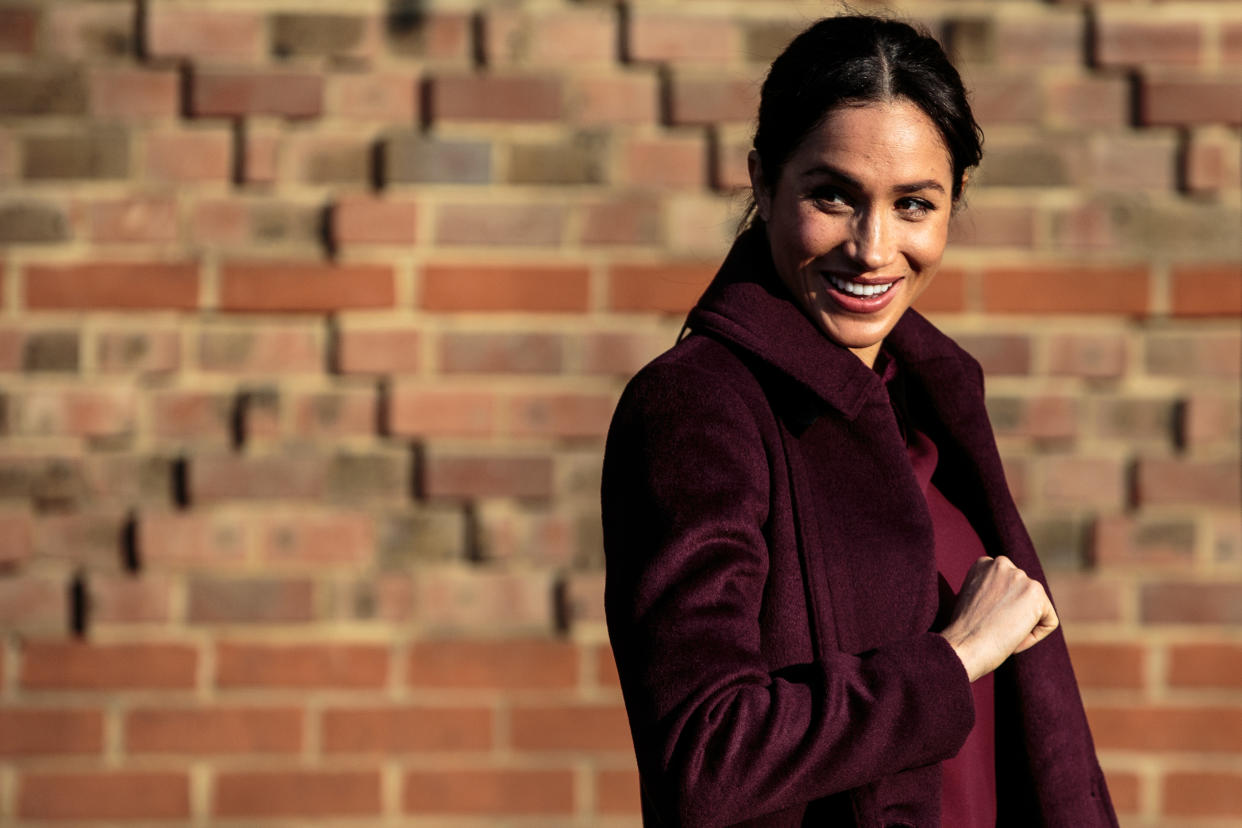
[826,274,895,297]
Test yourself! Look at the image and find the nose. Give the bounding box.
[845,208,895,271]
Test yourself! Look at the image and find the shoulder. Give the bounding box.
[615,333,771,424]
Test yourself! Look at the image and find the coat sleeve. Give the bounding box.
[602,361,976,828]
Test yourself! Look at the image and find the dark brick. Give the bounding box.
[506,133,608,185]
[23,332,78,373]
[327,453,409,504]
[375,508,467,569]
[384,134,491,184]
[0,202,70,243]
[0,8,39,55]
[272,14,366,57]
[743,21,804,64]
[0,67,87,115]
[1028,517,1089,570]
[188,578,315,624]
[22,127,129,180]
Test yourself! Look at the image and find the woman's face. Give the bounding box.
[750,99,956,368]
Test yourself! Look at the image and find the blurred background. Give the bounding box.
[0,0,1238,825]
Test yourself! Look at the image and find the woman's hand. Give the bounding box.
[939,555,1059,682]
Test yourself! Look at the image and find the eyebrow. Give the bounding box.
[799,164,946,196]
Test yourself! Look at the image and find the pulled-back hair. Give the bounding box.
[748,15,982,223]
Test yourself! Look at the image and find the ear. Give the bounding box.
[747,150,772,222]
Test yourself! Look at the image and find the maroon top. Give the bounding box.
[884,350,997,827]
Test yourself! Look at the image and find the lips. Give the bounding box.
[822,272,903,314]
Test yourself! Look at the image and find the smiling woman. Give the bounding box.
[602,14,1119,828]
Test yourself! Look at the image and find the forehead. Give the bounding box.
[789,100,953,185]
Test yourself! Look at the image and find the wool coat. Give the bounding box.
[601,228,1118,828]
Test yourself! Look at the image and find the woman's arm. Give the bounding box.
[602,361,975,827]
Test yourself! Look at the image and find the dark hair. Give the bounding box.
[748,15,982,223]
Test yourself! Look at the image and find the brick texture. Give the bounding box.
[0,2,1237,824]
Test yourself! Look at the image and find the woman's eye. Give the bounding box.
[810,189,849,210]
[897,197,934,217]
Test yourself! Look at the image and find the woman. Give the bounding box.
[601,15,1117,828]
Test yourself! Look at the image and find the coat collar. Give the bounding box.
[685,226,975,420]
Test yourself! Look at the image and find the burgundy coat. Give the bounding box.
[601,228,1117,827]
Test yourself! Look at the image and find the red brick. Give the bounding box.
[336,327,422,374]
[146,8,263,60]
[1183,393,1241,449]
[421,451,554,499]
[1164,772,1242,817]
[126,706,301,754]
[668,75,758,125]
[21,641,198,690]
[19,772,190,820]
[1184,130,1242,194]
[89,574,174,624]
[1092,515,1196,567]
[283,132,371,185]
[508,392,616,439]
[1141,74,1242,126]
[189,455,328,502]
[0,577,65,630]
[1086,133,1178,191]
[1047,333,1127,379]
[1170,264,1242,317]
[1135,458,1241,507]
[981,265,1149,315]
[582,331,672,376]
[621,135,707,189]
[581,196,663,246]
[569,73,659,125]
[24,262,198,310]
[428,74,563,123]
[1067,642,1146,690]
[220,262,395,312]
[1141,582,1242,625]
[0,7,38,54]
[963,74,1043,126]
[0,510,33,567]
[1168,643,1242,689]
[149,391,231,442]
[259,512,374,566]
[191,70,323,119]
[947,334,1029,376]
[403,768,573,815]
[1044,76,1130,129]
[138,512,247,568]
[240,124,280,184]
[1038,456,1125,509]
[598,768,641,814]
[628,14,741,63]
[292,389,378,438]
[422,264,588,312]
[45,4,133,59]
[596,644,621,689]
[608,262,714,313]
[477,505,574,567]
[89,195,179,243]
[88,68,178,118]
[1097,18,1204,68]
[187,577,315,624]
[1045,574,1125,624]
[322,706,492,753]
[1087,705,1242,752]
[330,72,417,121]
[434,203,565,247]
[1145,333,1241,379]
[948,206,1037,248]
[511,704,630,751]
[198,326,322,374]
[910,267,965,313]
[408,638,577,690]
[146,129,232,182]
[439,331,563,374]
[334,195,417,245]
[1104,770,1140,814]
[389,387,497,438]
[402,569,556,630]
[215,642,388,689]
[486,8,616,65]
[16,388,135,438]
[0,709,104,756]
[215,771,381,818]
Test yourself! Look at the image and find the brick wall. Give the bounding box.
[0,0,1238,825]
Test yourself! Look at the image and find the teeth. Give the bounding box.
[827,274,894,298]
